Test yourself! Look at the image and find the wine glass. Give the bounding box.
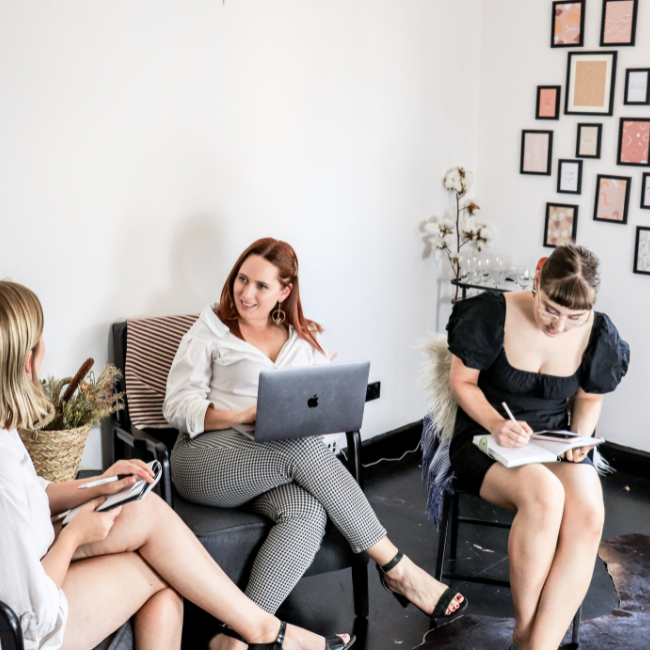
[460,257,476,285]
[489,258,508,289]
[478,257,492,285]
[514,265,533,290]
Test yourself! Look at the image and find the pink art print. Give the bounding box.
[637,230,650,272]
[546,206,575,247]
[603,1,634,44]
[523,134,550,173]
[539,89,557,117]
[620,120,650,164]
[554,3,583,45]
[596,178,628,221]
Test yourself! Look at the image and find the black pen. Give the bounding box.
[78,474,137,489]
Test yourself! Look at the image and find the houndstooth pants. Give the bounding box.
[171,429,387,613]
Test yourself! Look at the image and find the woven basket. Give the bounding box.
[18,424,92,483]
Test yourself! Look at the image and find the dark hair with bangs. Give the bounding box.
[539,244,600,311]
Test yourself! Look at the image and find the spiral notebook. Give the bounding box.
[62,460,161,526]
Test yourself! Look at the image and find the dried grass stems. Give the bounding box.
[39,358,124,431]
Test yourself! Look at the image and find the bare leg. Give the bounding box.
[71,494,349,650]
[526,463,604,650]
[480,463,565,649]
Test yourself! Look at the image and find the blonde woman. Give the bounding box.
[0,280,354,650]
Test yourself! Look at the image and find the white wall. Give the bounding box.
[0,1,483,467]
[477,3,649,451]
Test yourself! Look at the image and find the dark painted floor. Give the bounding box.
[274,452,650,650]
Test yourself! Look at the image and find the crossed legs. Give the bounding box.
[60,492,348,650]
[480,461,604,650]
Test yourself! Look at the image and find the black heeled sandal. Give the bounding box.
[208,623,247,649]
[375,551,469,626]
[248,621,355,650]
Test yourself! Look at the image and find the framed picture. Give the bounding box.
[593,175,631,224]
[617,118,650,166]
[576,123,603,158]
[640,173,650,209]
[552,1,586,48]
[544,203,579,248]
[624,69,650,105]
[536,86,561,119]
[601,0,639,47]
[557,160,583,194]
[520,130,553,175]
[634,227,650,275]
[565,51,617,116]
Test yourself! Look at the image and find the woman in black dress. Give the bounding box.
[447,244,629,650]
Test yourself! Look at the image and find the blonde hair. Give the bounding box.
[0,281,53,430]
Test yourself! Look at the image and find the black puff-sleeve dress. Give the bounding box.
[446,291,630,496]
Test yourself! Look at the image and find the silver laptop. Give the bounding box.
[232,361,371,442]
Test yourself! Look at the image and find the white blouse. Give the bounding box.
[0,429,68,650]
[163,305,332,437]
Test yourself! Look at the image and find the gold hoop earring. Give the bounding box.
[272,302,286,325]
[532,287,537,298]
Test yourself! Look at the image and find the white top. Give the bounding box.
[0,429,68,650]
[163,305,332,437]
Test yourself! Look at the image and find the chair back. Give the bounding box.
[112,314,199,431]
[0,601,24,650]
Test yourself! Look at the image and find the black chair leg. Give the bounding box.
[351,556,369,618]
[571,604,582,645]
[435,489,452,581]
[449,491,460,561]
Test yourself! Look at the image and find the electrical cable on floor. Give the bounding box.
[339,441,421,468]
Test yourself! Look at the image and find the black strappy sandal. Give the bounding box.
[208,623,247,649]
[376,551,469,627]
[248,621,355,650]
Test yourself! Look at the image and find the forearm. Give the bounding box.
[570,395,602,437]
[46,479,109,515]
[451,380,505,435]
[204,405,240,431]
[41,529,79,589]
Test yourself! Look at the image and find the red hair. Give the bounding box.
[215,238,324,353]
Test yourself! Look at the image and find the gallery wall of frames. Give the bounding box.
[521,0,650,275]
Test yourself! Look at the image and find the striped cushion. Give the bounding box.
[125,314,200,428]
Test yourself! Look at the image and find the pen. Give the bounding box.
[78,474,136,489]
[502,402,524,433]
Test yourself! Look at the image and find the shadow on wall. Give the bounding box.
[101,213,231,466]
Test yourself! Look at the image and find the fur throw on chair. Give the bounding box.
[418,333,458,528]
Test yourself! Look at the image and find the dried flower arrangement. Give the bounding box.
[37,358,124,431]
[420,166,496,301]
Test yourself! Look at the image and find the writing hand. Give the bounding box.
[491,418,534,448]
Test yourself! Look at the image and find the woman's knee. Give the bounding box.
[281,494,327,534]
[563,493,605,540]
[517,467,565,523]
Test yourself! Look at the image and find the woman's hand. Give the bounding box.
[233,405,257,425]
[93,459,155,495]
[490,418,534,448]
[563,446,595,463]
[64,497,122,546]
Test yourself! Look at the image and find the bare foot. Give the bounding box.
[382,554,464,616]
[210,633,247,650]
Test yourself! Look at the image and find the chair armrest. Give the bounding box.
[113,424,173,508]
[345,431,364,491]
[0,601,24,650]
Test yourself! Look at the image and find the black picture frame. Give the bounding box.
[600,0,639,47]
[520,130,553,175]
[617,117,650,167]
[576,123,603,159]
[551,1,586,48]
[633,226,650,275]
[557,159,583,194]
[536,86,561,120]
[544,203,579,249]
[593,174,632,224]
[624,68,650,105]
[565,51,617,116]
[640,172,650,209]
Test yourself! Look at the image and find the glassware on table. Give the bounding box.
[477,257,492,285]
[489,257,508,288]
[460,257,476,284]
[513,266,533,290]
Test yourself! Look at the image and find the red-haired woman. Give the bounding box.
[164,238,467,649]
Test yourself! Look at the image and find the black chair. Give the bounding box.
[0,601,133,650]
[435,478,582,646]
[109,320,370,621]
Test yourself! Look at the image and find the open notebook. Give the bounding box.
[473,431,604,469]
[62,460,162,526]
